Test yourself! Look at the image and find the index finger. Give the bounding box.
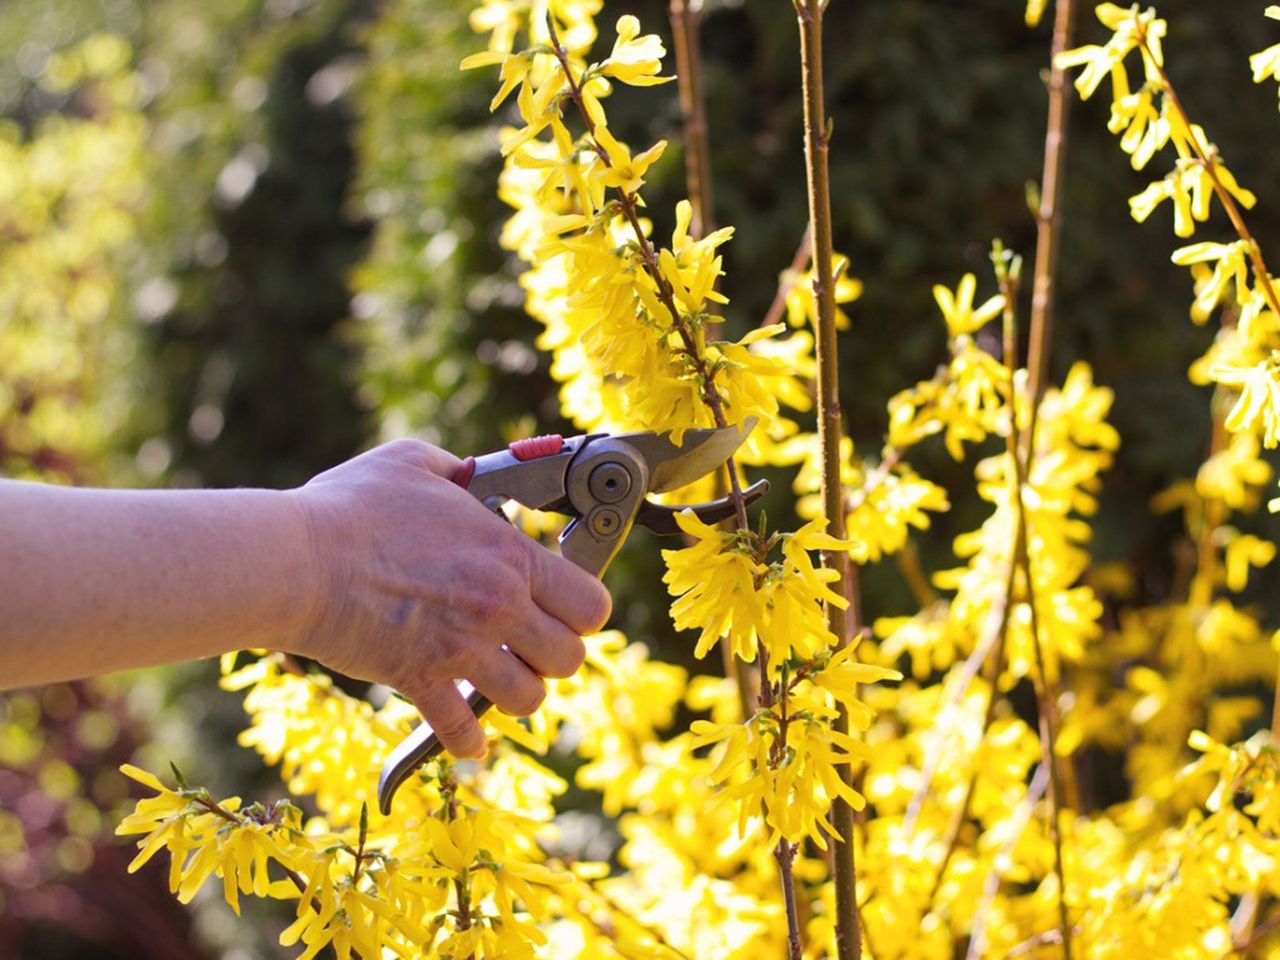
[528,545,612,635]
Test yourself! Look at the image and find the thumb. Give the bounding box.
[375,438,463,480]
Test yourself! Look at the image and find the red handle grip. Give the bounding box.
[508,433,563,461]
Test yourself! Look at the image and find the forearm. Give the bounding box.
[0,480,318,689]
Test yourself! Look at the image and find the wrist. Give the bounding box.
[277,487,332,663]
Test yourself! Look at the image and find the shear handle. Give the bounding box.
[450,436,594,512]
[377,684,491,815]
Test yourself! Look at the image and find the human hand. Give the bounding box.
[290,439,612,758]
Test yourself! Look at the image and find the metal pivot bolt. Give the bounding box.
[588,462,632,503]
[588,506,623,537]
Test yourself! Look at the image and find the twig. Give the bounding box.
[668,0,714,239]
[573,872,695,960]
[1129,27,1280,608]
[193,795,365,960]
[776,840,804,960]
[1000,254,1072,960]
[761,224,815,329]
[546,13,751,531]
[1024,0,1078,452]
[666,0,756,720]
[919,560,1014,910]
[1008,928,1066,958]
[1023,0,1086,813]
[1222,903,1280,958]
[1019,492,1074,960]
[552,14,807,947]
[1138,27,1280,946]
[1023,0,1086,814]
[894,544,936,608]
[910,259,1027,890]
[901,553,1013,838]
[964,763,1050,960]
[440,775,475,960]
[1141,50,1280,322]
[794,0,865,956]
[758,648,806,960]
[1137,29,1264,618]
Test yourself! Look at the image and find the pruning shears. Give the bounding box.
[376,418,767,814]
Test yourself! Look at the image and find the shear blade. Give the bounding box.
[614,416,757,494]
[634,479,771,535]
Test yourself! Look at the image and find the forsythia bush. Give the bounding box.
[118,3,1280,958]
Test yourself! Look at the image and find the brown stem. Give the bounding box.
[964,763,1050,960]
[443,785,476,960]
[776,841,804,960]
[921,559,1013,910]
[901,557,1012,838]
[894,544,936,608]
[1024,3,1083,818]
[1222,904,1280,958]
[756,649,807,959]
[573,871,695,959]
[1144,33,1280,943]
[193,795,364,960]
[770,662,802,960]
[546,15,750,532]
[916,276,1026,893]
[1007,926,1068,958]
[1142,30,1280,942]
[1024,0,1077,450]
[454,874,473,933]
[795,0,863,957]
[1132,30,1278,607]
[666,0,759,718]
[843,446,904,514]
[1001,260,1072,960]
[1142,46,1280,321]
[668,0,714,239]
[761,224,815,329]
[1024,581,1072,960]
[550,17,802,948]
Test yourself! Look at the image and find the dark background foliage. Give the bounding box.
[2,1,1279,956]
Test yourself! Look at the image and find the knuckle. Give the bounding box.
[382,437,432,463]
[542,633,585,679]
[507,681,546,717]
[395,673,438,707]
[493,532,532,580]
[573,581,612,633]
[433,631,467,666]
[590,583,613,629]
[563,634,587,674]
[433,713,483,755]
[469,586,517,629]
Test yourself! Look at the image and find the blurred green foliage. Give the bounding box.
[3,0,1280,956]
[0,36,147,484]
